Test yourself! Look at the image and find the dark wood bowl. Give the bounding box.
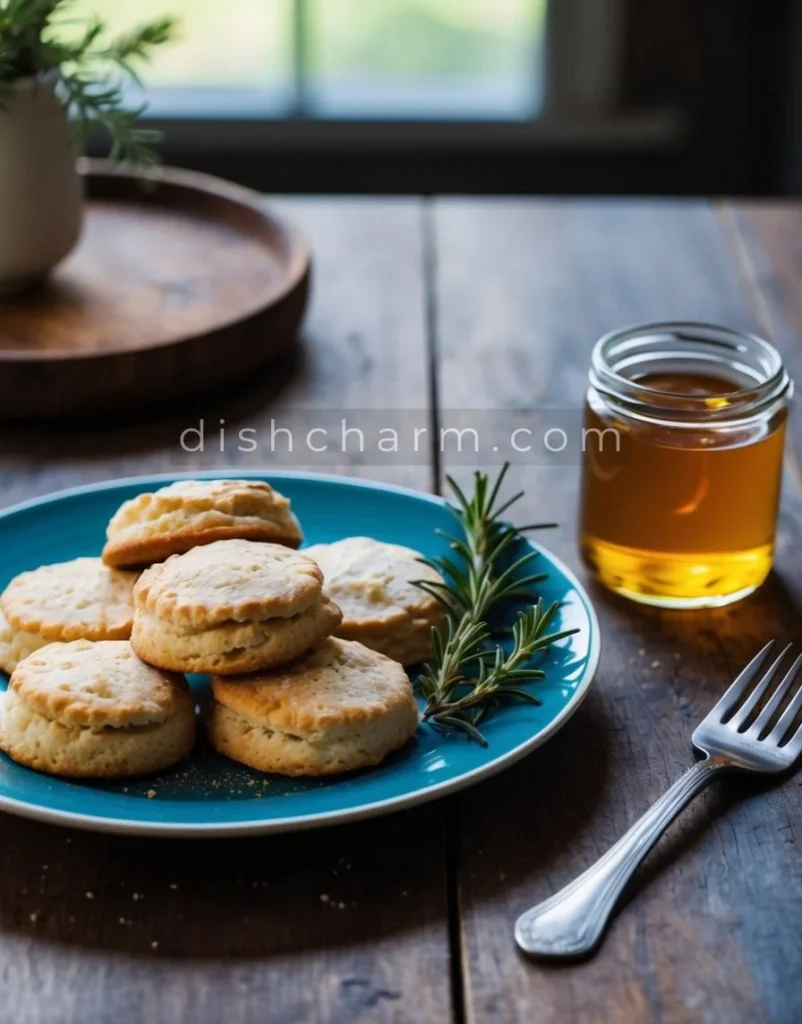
[0,160,310,419]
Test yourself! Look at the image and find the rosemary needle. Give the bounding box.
[413,463,578,745]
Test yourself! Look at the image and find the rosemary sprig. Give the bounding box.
[414,463,578,745]
[414,463,555,621]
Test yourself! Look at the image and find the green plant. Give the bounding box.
[0,0,174,168]
[414,464,578,744]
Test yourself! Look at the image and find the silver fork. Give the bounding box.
[515,641,802,958]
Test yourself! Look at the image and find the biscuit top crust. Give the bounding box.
[0,558,137,640]
[212,637,417,732]
[303,537,444,626]
[134,539,324,628]
[9,640,191,728]
[103,478,302,553]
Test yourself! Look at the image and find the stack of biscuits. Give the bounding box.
[0,479,446,781]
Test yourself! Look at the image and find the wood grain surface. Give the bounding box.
[0,198,449,1024]
[0,197,800,1024]
[432,198,802,1024]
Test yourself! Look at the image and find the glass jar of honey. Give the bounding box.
[579,323,793,608]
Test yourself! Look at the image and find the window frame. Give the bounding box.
[127,0,681,155]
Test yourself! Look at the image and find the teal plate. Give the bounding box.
[0,472,599,837]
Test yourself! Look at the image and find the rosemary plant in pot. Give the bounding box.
[0,0,173,292]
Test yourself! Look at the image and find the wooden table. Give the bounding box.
[0,198,801,1024]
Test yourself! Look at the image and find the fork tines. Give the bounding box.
[716,641,802,747]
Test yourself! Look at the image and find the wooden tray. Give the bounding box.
[0,160,310,419]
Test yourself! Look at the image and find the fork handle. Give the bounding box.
[514,757,731,958]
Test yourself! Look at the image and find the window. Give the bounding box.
[71,0,294,117]
[72,0,547,121]
[72,0,687,193]
[307,0,544,120]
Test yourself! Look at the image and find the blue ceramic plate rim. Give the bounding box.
[0,470,600,837]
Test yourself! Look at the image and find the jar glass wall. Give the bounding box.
[578,323,793,608]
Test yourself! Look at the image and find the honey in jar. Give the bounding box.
[579,323,792,607]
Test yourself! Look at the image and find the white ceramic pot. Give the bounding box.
[0,76,83,292]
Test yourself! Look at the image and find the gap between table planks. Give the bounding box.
[0,200,451,1024]
[430,198,802,1024]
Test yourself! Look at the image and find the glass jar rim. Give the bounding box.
[589,321,792,425]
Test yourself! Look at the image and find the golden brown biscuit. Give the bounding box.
[132,594,342,675]
[207,637,420,776]
[131,539,342,674]
[134,539,322,629]
[102,479,303,568]
[303,537,447,665]
[0,558,138,674]
[0,608,49,675]
[0,640,196,778]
